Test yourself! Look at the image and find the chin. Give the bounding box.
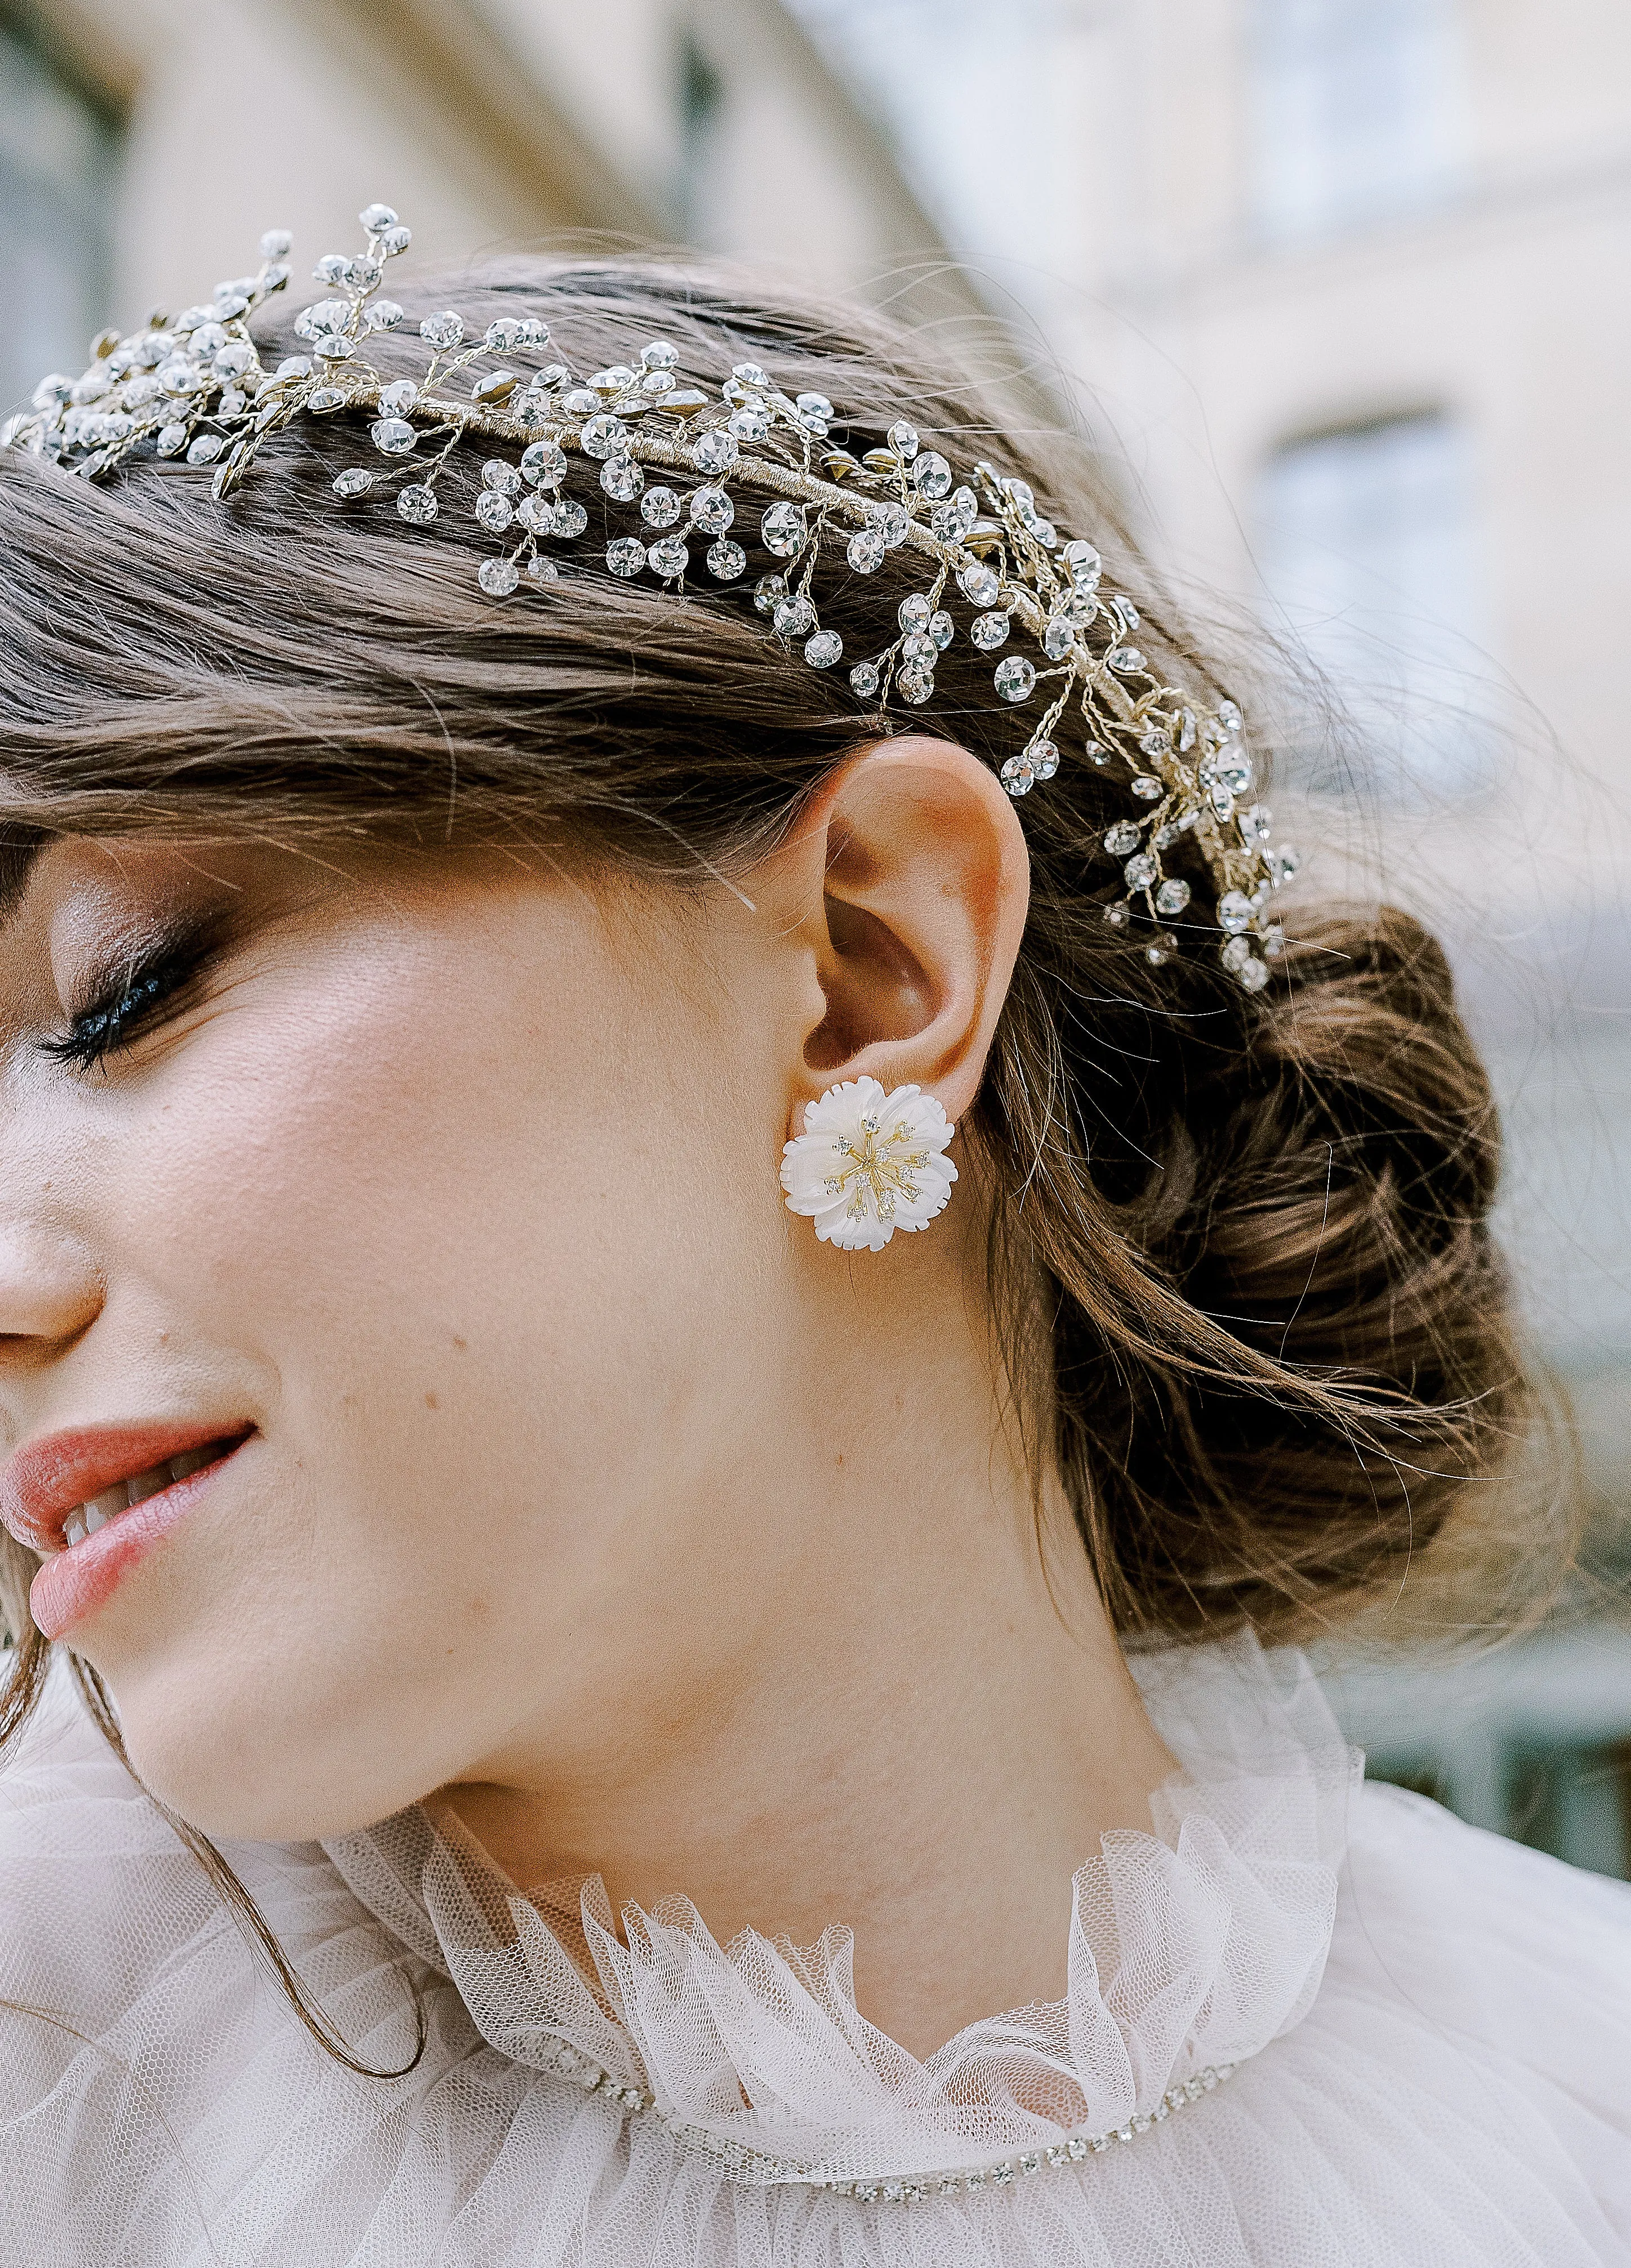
[105,1642,405,1847]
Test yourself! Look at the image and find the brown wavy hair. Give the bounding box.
[0,254,1558,2066]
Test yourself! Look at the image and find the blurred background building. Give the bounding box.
[5,0,1629,1871]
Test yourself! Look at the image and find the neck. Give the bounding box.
[444,1240,1178,2059]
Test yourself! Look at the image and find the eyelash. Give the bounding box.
[41,936,212,1072]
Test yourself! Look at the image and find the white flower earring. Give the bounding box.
[780,1076,957,1252]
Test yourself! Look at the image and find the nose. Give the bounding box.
[0,1215,103,1360]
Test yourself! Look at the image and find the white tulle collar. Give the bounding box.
[323,1639,1356,2184]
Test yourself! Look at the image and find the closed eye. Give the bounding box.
[40,926,220,1073]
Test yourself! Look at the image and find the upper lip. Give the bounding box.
[0,1421,249,1552]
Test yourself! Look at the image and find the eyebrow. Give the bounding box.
[0,838,44,926]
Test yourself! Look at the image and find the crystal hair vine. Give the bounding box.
[4,203,1300,989]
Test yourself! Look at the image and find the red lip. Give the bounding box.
[1,1420,249,1552]
[2,1422,255,1642]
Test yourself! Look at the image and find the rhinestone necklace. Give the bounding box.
[538,2037,1238,2205]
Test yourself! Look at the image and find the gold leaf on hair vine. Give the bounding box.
[3,202,1300,990]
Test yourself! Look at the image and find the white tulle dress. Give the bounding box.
[2,1637,1628,2266]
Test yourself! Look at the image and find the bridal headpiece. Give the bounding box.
[5,202,1299,991]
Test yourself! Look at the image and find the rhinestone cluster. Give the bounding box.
[536,2033,1236,2203]
[3,202,1300,990]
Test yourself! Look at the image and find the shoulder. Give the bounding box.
[1319,1777,1631,2181]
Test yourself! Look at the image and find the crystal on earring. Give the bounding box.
[1104,821,1140,856]
[640,486,681,528]
[846,528,886,573]
[970,610,1010,652]
[398,484,438,523]
[601,455,644,501]
[692,427,739,475]
[706,538,746,580]
[773,594,815,637]
[648,534,689,577]
[482,459,522,496]
[804,630,842,668]
[689,485,734,534]
[760,502,807,557]
[849,661,880,697]
[607,536,646,577]
[479,558,519,596]
[476,492,513,533]
[1125,852,1157,889]
[332,467,373,498]
[993,656,1035,702]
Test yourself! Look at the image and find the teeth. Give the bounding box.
[61,1442,230,1550]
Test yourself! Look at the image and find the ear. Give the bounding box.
[763,736,1030,1134]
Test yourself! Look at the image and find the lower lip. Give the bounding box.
[28,1437,252,1641]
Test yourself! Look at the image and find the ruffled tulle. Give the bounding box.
[2,1638,1628,2266]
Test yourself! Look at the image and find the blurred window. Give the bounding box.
[0,16,119,416]
[1250,0,1462,241]
[1255,411,1489,800]
[675,30,724,246]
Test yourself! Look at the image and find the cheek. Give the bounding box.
[88,908,779,1833]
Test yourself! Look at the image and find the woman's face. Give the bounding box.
[0,835,828,1838]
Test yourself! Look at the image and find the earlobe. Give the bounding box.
[773,736,1031,1134]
